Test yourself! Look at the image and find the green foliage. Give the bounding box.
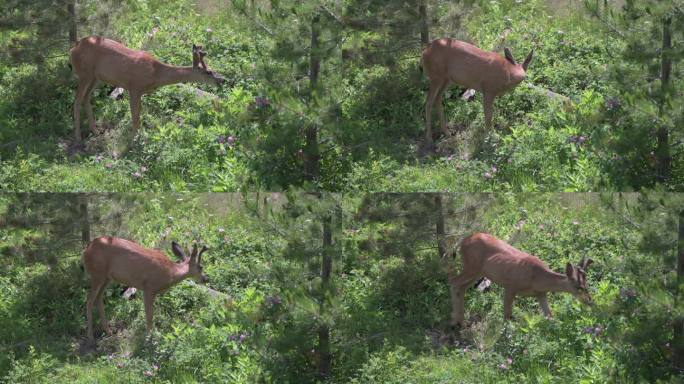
[3,0,680,191]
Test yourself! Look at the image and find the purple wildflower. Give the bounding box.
[217,135,226,144]
[255,96,270,108]
[484,172,493,179]
[583,324,604,336]
[227,135,235,146]
[143,370,153,377]
[491,165,498,173]
[140,166,148,173]
[605,97,621,111]
[266,295,282,306]
[620,287,637,300]
[239,333,247,342]
[105,163,114,169]
[132,171,142,178]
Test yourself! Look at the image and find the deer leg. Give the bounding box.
[142,290,156,334]
[482,92,496,129]
[537,294,552,319]
[73,77,94,144]
[435,81,450,138]
[129,91,142,135]
[83,79,98,136]
[425,79,444,144]
[448,271,481,327]
[95,278,111,335]
[503,289,516,320]
[86,276,106,342]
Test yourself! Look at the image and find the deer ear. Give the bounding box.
[583,258,594,270]
[522,49,534,71]
[171,241,186,260]
[565,262,576,279]
[504,47,516,65]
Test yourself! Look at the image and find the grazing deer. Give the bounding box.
[69,36,225,144]
[82,236,208,342]
[449,232,592,327]
[421,38,533,144]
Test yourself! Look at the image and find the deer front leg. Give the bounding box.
[425,80,446,144]
[142,290,156,333]
[449,271,480,327]
[482,92,496,129]
[435,81,450,138]
[73,78,94,144]
[503,289,516,320]
[537,293,552,319]
[86,277,106,342]
[84,80,98,135]
[96,278,111,335]
[129,91,142,134]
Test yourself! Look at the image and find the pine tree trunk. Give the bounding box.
[67,0,78,45]
[305,13,321,181]
[419,1,429,46]
[674,210,684,369]
[435,194,457,281]
[656,16,672,182]
[79,194,90,245]
[317,214,333,379]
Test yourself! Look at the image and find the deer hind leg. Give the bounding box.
[86,275,107,342]
[142,290,156,334]
[83,79,98,136]
[425,79,446,144]
[503,289,516,320]
[448,270,481,327]
[73,77,95,143]
[95,278,111,335]
[537,293,552,319]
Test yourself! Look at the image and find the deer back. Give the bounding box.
[422,39,525,95]
[83,237,180,291]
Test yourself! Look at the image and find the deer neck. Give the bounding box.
[167,262,191,286]
[155,64,206,88]
[536,269,574,294]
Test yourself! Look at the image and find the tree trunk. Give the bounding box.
[317,214,333,380]
[419,1,429,46]
[674,210,684,369]
[79,193,90,246]
[656,16,672,183]
[67,0,77,45]
[305,13,321,181]
[435,194,457,282]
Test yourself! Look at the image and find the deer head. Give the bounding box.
[192,44,226,86]
[172,241,209,283]
[503,47,534,86]
[565,257,593,304]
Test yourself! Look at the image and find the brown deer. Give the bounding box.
[82,236,208,342]
[449,232,592,327]
[421,38,533,144]
[69,36,225,144]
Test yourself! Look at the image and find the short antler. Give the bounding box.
[579,257,593,270]
[503,47,516,65]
